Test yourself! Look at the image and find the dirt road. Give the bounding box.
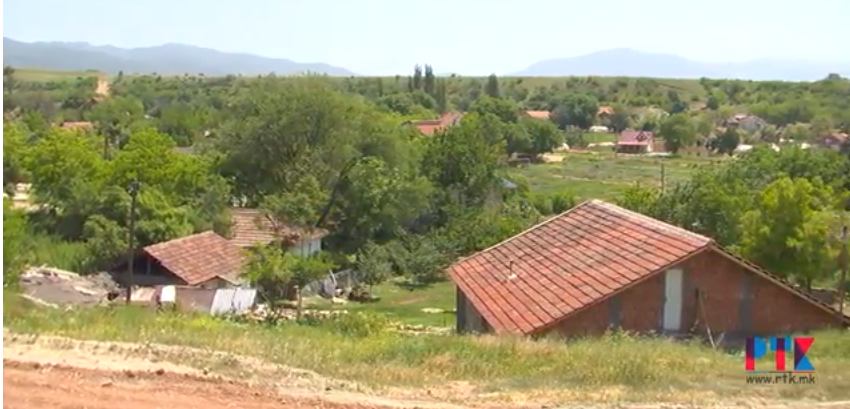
[4,333,849,409]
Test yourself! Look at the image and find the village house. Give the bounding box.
[58,121,94,132]
[449,200,848,339]
[725,114,767,133]
[407,112,463,136]
[119,231,246,289]
[815,132,848,151]
[524,110,551,120]
[616,130,655,154]
[229,207,328,256]
[597,106,614,118]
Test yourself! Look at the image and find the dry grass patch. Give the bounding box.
[4,292,849,406]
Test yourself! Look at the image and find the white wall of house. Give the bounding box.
[288,238,323,257]
[197,277,235,290]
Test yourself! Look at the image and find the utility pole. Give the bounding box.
[125,179,141,305]
[660,161,666,193]
[838,225,848,323]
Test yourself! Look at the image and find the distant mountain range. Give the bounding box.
[4,38,850,81]
[3,37,357,76]
[510,48,850,81]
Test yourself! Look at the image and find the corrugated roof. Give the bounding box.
[229,208,328,248]
[143,231,244,286]
[447,200,712,335]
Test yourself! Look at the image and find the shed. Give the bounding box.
[130,231,245,289]
[448,200,848,339]
[616,130,654,154]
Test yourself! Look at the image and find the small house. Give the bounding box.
[725,114,767,133]
[449,200,848,339]
[229,208,328,256]
[408,112,463,136]
[616,130,654,154]
[815,133,848,151]
[58,121,94,132]
[524,110,551,120]
[121,231,246,289]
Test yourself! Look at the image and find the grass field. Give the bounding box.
[510,151,718,200]
[13,68,105,82]
[4,291,849,404]
[311,279,457,327]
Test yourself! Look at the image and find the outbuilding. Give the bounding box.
[449,200,848,339]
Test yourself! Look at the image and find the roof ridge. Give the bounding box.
[143,230,218,251]
[587,199,711,244]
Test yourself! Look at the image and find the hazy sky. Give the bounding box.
[4,0,849,75]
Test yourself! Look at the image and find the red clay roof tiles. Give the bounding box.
[447,200,713,335]
[618,130,654,146]
[229,208,328,248]
[143,231,245,286]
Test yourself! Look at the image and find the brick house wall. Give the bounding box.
[545,248,839,339]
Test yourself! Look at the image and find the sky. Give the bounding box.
[4,0,850,76]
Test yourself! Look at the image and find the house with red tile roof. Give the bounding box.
[597,106,614,117]
[448,200,847,339]
[408,112,463,136]
[815,133,848,151]
[524,110,551,120]
[229,208,328,257]
[123,231,246,289]
[616,130,655,154]
[58,121,94,132]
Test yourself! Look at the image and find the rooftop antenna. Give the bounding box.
[506,259,517,282]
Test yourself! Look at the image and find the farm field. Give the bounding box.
[510,151,718,199]
[13,68,105,82]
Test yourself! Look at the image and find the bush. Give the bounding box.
[322,311,392,338]
[28,234,91,273]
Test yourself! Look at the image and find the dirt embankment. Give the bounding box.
[95,76,110,98]
[4,332,849,409]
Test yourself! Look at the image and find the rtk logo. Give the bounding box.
[745,337,814,372]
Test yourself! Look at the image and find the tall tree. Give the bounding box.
[484,74,501,98]
[659,113,697,154]
[737,177,840,290]
[423,65,436,96]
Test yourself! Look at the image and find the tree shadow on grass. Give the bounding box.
[393,280,434,291]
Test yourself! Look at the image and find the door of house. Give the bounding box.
[663,268,684,332]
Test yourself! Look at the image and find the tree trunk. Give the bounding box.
[295,284,303,320]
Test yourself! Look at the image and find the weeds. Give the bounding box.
[4,292,850,403]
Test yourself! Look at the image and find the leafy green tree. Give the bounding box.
[469,95,519,123]
[422,113,505,207]
[3,122,29,194]
[3,198,30,287]
[484,74,501,98]
[714,127,741,155]
[659,113,697,154]
[355,242,393,291]
[550,93,599,130]
[520,117,564,156]
[241,245,295,303]
[603,105,631,133]
[737,177,840,290]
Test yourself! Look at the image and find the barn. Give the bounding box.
[449,200,848,339]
